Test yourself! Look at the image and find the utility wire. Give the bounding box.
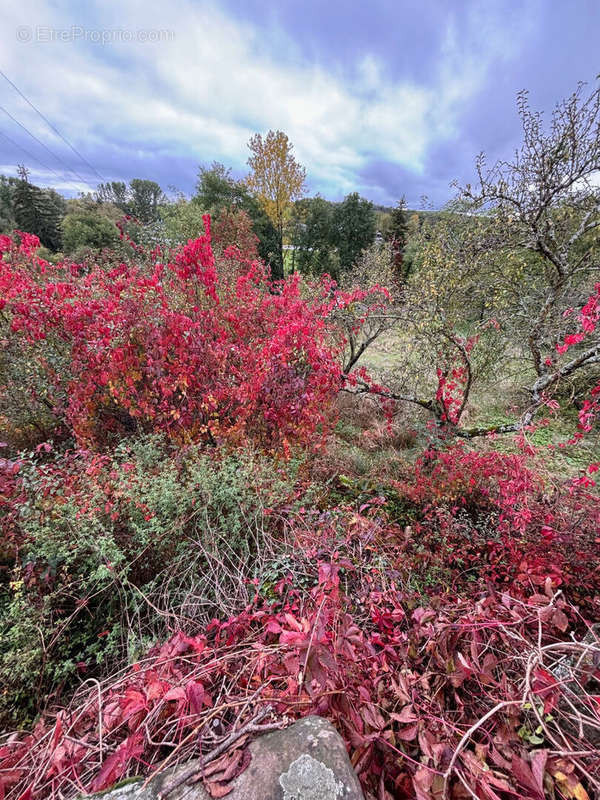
[0,67,106,183]
[0,104,95,189]
[0,128,63,178]
[0,127,86,194]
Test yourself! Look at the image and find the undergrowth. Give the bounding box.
[0,437,312,726]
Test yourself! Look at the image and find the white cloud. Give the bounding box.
[0,0,537,200]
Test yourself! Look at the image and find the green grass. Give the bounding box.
[342,330,599,483]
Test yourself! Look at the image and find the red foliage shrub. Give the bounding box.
[0,221,384,450]
[558,283,600,436]
[394,446,600,614]
[211,208,259,260]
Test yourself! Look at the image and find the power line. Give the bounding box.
[0,127,86,194]
[0,128,63,178]
[0,67,106,183]
[0,104,95,190]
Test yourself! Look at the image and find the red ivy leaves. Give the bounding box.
[0,562,592,800]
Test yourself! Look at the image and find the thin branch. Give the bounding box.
[158,706,278,799]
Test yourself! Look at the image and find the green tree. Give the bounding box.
[42,189,67,251]
[95,180,166,222]
[0,175,18,233]
[389,197,408,248]
[61,210,120,254]
[375,209,392,240]
[13,165,65,251]
[388,197,409,280]
[95,181,130,212]
[162,198,207,244]
[196,162,243,209]
[331,193,376,273]
[290,196,338,276]
[129,179,166,222]
[66,193,122,222]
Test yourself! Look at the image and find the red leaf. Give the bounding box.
[207,782,233,798]
[186,681,208,714]
[279,630,306,646]
[552,609,569,632]
[511,755,545,800]
[89,732,144,792]
[265,620,282,635]
[390,704,418,723]
[49,713,63,750]
[530,750,548,797]
[395,723,418,741]
[164,686,187,703]
[121,689,147,719]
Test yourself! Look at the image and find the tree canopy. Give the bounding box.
[246,130,306,278]
[331,192,376,273]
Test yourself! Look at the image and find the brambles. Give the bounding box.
[0,437,310,725]
[1,422,599,797]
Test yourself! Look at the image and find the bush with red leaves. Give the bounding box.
[0,225,385,450]
[389,446,600,615]
[1,225,599,800]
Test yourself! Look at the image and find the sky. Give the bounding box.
[0,0,599,207]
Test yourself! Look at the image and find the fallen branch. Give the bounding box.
[158,705,279,799]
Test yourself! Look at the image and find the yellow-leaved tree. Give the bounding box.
[246,130,306,279]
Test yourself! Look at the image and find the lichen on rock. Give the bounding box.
[279,753,344,799]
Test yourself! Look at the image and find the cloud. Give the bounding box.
[0,0,594,205]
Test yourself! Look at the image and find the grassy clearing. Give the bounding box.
[348,330,599,481]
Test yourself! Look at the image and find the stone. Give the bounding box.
[550,623,600,747]
[92,716,364,800]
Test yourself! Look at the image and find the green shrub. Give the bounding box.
[0,436,308,725]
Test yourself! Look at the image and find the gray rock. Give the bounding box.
[550,624,600,747]
[93,716,364,800]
